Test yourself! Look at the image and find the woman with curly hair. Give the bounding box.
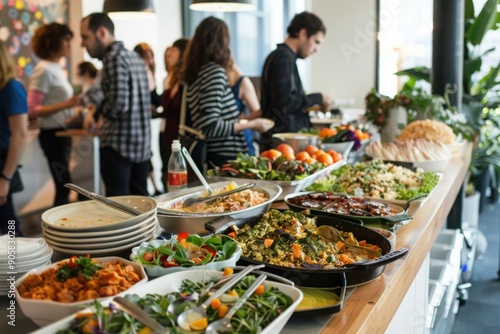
[28,23,79,206]
[181,17,273,168]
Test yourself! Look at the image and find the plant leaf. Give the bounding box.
[394,67,431,82]
[465,0,475,20]
[466,0,498,46]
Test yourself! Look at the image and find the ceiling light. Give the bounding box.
[189,0,255,12]
[103,0,155,19]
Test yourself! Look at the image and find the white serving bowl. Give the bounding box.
[130,238,242,277]
[32,270,303,334]
[412,156,451,172]
[367,154,451,172]
[15,256,148,327]
[155,180,282,234]
[272,132,319,153]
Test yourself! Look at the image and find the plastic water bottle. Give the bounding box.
[167,140,187,191]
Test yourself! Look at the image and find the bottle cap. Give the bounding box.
[171,140,181,151]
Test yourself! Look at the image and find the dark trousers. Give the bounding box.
[0,194,23,236]
[38,129,72,207]
[100,147,149,196]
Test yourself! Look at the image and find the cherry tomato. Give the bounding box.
[201,245,217,259]
[141,251,155,263]
[68,256,78,269]
[86,254,91,259]
[177,232,189,240]
[162,259,179,267]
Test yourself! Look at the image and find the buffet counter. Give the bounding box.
[284,142,472,333]
[1,143,472,334]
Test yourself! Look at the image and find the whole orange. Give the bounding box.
[260,149,282,162]
[305,145,319,157]
[276,143,295,156]
[295,151,311,162]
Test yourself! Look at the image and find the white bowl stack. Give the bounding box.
[0,236,53,296]
[41,196,159,256]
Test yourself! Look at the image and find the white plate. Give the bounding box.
[41,218,157,243]
[43,223,157,249]
[41,196,157,231]
[45,226,157,255]
[0,237,47,259]
[0,247,53,270]
[41,213,156,237]
[32,269,303,334]
[0,244,49,264]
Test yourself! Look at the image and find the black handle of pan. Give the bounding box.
[347,247,409,271]
[205,215,246,233]
[379,213,413,225]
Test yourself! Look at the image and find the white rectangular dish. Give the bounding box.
[32,269,303,334]
[208,159,346,201]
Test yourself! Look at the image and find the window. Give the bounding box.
[377,0,433,96]
[182,0,303,76]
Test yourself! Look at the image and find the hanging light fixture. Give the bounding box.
[189,0,255,12]
[103,0,155,19]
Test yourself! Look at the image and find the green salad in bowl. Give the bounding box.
[130,233,241,277]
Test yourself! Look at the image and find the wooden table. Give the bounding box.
[282,143,472,333]
[56,129,100,194]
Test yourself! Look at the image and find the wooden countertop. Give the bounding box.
[319,144,472,333]
[55,129,100,137]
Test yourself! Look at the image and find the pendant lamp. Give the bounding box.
[189,0,255,12]
[103,0,155,19]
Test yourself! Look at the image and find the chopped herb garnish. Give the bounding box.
[56,256,103,281]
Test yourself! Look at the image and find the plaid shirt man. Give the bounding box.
[100,41,151,163]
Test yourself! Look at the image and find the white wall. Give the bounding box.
[310,0,378,108]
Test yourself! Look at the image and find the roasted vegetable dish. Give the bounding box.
[229,210,382,269]
[56,274,293,334]
[287,193,400,216]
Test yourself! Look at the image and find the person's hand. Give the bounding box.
[249,118,275,133]
[321,93,334,112]
[66,95,81,108]
[0,178,9,206]
[83,106,97,132]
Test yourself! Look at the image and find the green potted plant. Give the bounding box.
[394,0,500,206]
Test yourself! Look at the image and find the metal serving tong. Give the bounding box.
[64,183,142,216]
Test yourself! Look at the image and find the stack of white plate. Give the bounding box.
[0,236,53,296]
[41,196,158,256]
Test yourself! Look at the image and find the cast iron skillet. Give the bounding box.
[284,192,416,230]
[205,213,408,288]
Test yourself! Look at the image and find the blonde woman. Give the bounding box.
[0,40,28,236]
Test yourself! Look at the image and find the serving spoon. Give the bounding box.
[176,264,263,331]
[181,147,213,195]
[316,225,382,258]
[205,274,267,334]
[64,183,142,216]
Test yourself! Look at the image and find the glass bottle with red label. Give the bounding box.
[167,140,187,191]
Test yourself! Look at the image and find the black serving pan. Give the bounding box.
[205,213,408,287]
[284,192,415,231]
